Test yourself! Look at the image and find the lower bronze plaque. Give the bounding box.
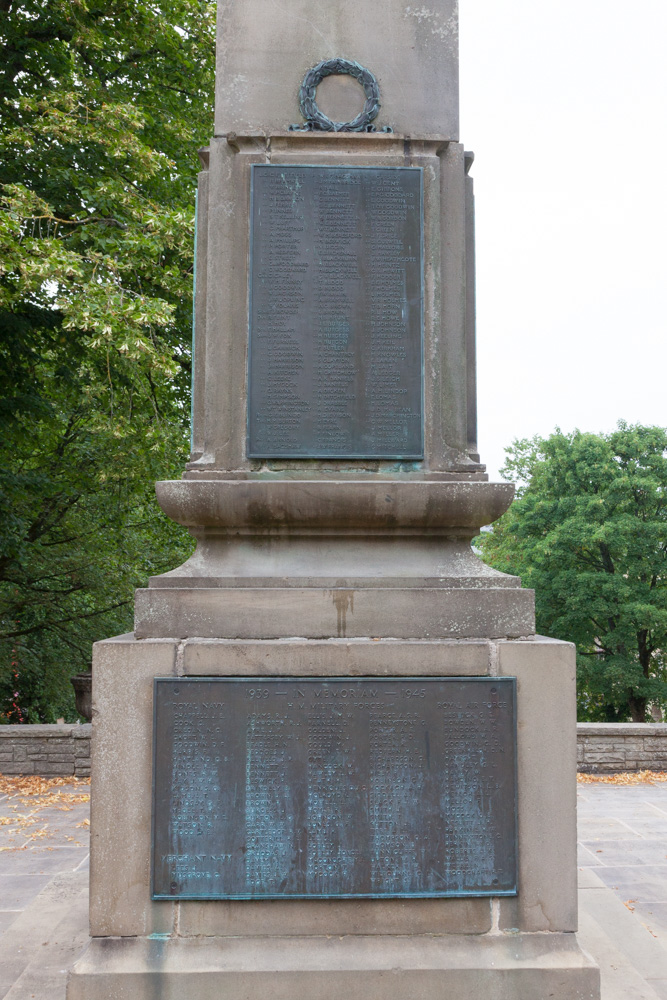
[152,677,517,899]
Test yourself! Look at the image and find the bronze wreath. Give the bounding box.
[289,59,392,133]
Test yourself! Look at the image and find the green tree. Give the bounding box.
[480,424,667,722]
[0,0,215,721]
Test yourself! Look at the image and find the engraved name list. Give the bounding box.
[247,166,423,459]
[152,677,517,900]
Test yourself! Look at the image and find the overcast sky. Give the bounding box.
[459,0,667,479]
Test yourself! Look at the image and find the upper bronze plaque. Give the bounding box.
[247,165,423,459]
[152,677,517,900]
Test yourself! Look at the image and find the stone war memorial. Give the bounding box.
[67,1,601,997]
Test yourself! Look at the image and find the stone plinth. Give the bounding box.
[135,479,534,638]
[69,934,598,999]
[67,633,599,999]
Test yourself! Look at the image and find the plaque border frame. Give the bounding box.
[151,675,518,901]
[246,164,425,461]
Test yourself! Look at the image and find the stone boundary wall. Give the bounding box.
[0,724,91,777]
[0,723,666,777]
[577,723,667,774]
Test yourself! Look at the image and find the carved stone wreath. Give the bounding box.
[289,59,393,133]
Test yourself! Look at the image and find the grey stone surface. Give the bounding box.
[0,776,90,1000]
[498,637,580,933]
[0,725,91,777]
[3,884,89,1000]
[577,782,667,998]
[68,932,599,1000]
[88,636,175,937]
[0,850,87,878]
[0,872,88,1000]
[135,584,536,640]
[213,0,459,138]
[0,873,58,910]
[181,636,493,676]
[176,896,494,940]
[189,157,208,464]
[140,479,535,639]
[155,479,515,531]
[578,724,667,773]
[150,481,520,590]
[464,152,479,462]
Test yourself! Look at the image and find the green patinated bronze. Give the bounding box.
[289,58,393,133]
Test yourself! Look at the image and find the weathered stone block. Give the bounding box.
[68,932,599,1000]
[89,635,176,937]
[39,761,75,775]
[497,637,578,934]
[582,752,625,763]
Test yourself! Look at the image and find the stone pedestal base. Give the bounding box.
[67,633,599,1000]
[135,585,535,639]
[135,479,535,639]
[68,932,599,1000]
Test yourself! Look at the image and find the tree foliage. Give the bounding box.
[479,424,667,722]
[0,0,215,721]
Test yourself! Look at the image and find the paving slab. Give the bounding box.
[0,847,88,877]
[632,901,667,948]
[577,782,667,999]
[2,884,89,1000]
[0,913,17,937]
[0,870,88,998]
[0,873,55,909]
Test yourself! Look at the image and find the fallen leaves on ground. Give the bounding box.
[0,772,90,851]
[578,770,667,785]
[0,774,90,797]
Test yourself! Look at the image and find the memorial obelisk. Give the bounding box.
[68,1,600,996]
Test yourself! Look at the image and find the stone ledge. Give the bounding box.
[67,931,599,1000]
[0,723,86,739]
[577,723,667,736]
[577,723,667,774]
[0,724,92,777]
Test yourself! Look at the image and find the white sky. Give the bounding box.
[459,0,667,480]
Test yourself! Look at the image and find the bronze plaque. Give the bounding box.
[152,677,517,900]
[247,165,423,458]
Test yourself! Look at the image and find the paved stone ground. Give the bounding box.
[577,780,667,998]
[0,776,665,998]
[0,778,90,999]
